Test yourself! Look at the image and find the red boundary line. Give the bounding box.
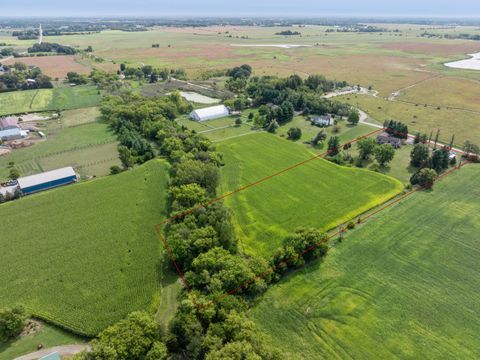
[155,126,471,308]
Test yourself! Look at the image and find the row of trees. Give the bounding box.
[95,91,331,359]
[119,63,187,82]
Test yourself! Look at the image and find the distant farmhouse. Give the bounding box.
[311,115,334,127]
[190,105,230,122]
[376,132,402,148]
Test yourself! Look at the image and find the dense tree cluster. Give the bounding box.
[120,64,187,82]
[67,71,88,85]
[384,120,408,139]
[275,30,302,36]
[27,42,76,55]
[0,62,53,92]
[0,305,27,342]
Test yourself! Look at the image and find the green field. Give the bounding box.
[250,164,480,359]
[0,86,101,116]
[0,323,85,360]
[0,120,120,180]
[218,133,403,257]
[0,160,169,336]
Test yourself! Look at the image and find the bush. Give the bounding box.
[0,305,27,341]
[346,222,355,230]
[287,127,302,140]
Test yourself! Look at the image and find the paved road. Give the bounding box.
[15,344,91,360]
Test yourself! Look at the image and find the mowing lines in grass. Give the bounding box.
[155,127,401,302]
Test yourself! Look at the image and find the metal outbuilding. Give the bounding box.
[190,105,230,121]
[17,167,77,195]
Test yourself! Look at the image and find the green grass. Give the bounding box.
[218,133,403,257]
[0,121,119,180]
[0,160,169,336]
[0,86,101,116]
[0,323,85,360]
[250,164,480,359]
[338,94,480,145]
[61,107,101,127]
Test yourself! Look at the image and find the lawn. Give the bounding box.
[0,159,170,336]
[0,121,119,180]
[218,132,403,257]
[0,323,85,360]
[338,94,480,145]
[250,164,480,359]
[0,86,101,116]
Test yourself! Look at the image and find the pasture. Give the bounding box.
[0,86,101,116]
[0,160,170,336]
[338,94,480,145]
[250,164,480,359]
[0,55,91,79]
[0,120,120,179]
[218,132,402,257]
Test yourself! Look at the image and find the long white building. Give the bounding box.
[190,105,230,122]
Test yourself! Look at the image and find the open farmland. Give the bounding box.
[338,94,480,145]
[0,121,120,179]
[0,55,91,79]
[398,76,480,113]
[0,86,101,116]
[250,164,480,359]
[0,160,169,336]
[218,132,402,257]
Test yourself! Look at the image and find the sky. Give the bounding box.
[1,0,480,18]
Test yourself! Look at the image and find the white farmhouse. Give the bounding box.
[190,105,230,122]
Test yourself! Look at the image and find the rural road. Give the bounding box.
[14,344,91,360]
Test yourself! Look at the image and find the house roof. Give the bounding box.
[0,117,19,129]
[17,167,76,190]
[191,105,229,119]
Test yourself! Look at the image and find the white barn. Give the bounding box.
[190,105,229,122]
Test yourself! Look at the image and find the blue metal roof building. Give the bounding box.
[17,167,77,195]
[0,128,22,141]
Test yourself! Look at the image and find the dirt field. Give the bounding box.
[1,55,91,79]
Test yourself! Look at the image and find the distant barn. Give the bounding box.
[0,128,23,141]
[190,105,230,122]
[17,167,77,195]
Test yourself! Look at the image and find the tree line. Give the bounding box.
[69,91,331,359]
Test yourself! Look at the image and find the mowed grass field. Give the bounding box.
[250,165,480,359]
[339,94,480,145]
[0,86,101,116]
[0,110,120,180]
[218,133,402,257]
[0,160,169,335]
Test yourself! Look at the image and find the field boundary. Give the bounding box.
[155,127,471,308]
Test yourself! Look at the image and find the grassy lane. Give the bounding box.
[250,165,480,359]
